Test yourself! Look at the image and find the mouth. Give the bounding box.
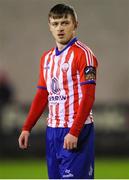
[57,33,65,38]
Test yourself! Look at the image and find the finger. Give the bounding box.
[63,140,67,149]
[69,142,76,150]
[73,142,77,149]
[66,141,71,150]
[63,140,70,150]
[18,136,24,149]
[69,142,73,150]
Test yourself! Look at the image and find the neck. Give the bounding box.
[55,37,77,56]
[56,42,66,51]
[56,36,76,51]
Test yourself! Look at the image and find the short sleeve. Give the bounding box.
[37,55,47,90]
[77,50,98,86]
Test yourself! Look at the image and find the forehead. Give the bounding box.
[49,14,73,23]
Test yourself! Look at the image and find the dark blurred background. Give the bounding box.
[0,0,129,166]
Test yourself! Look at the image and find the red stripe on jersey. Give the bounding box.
[71,61,79,121]
[55,55,62,127]
[76,41,93,66]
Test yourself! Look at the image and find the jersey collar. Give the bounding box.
[55,37,77,56]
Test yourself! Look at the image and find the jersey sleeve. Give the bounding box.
[37,54,47,90]
[77,50,98,86]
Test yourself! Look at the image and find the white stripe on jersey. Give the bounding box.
[57,48,71,127]
[43,51,52,81]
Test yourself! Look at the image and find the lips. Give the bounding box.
[58,33,65,37]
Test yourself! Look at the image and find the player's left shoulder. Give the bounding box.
[77,40,95,55]
[73,40,93,56]
[74,40,98,68]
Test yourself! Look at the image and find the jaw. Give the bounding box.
[55,33,74,45]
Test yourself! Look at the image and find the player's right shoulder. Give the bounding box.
[40,48,54,61]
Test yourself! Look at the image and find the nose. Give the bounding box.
[57,24,64,31]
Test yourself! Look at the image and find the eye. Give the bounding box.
[51,22,58,27]
[62,21,69,25]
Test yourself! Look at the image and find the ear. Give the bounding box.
[74,21,78,29]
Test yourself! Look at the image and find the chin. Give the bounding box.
[58,38,71,45]
[58,39,67,44]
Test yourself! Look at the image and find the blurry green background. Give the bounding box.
[0,0,129,179]
[0,158,129,179]
[0,158,128,179]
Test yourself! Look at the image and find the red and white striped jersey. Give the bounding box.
[37,37,98,128]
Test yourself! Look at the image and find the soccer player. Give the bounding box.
[18,3,98,179]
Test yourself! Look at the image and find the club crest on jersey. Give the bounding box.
[61,63,69,72]
[51,77,60,94]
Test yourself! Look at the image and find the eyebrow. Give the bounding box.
[49,14,68,19]
[50,16,71,22]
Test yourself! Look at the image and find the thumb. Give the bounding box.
[63,139,67,149]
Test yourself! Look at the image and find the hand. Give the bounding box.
[18,130,30,149]
[63,133,78,150]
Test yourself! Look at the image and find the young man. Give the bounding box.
[18,3,98,179]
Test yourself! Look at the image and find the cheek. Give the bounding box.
[67,25,75,32]
[50,29,56,35]
[66,28,74,35]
